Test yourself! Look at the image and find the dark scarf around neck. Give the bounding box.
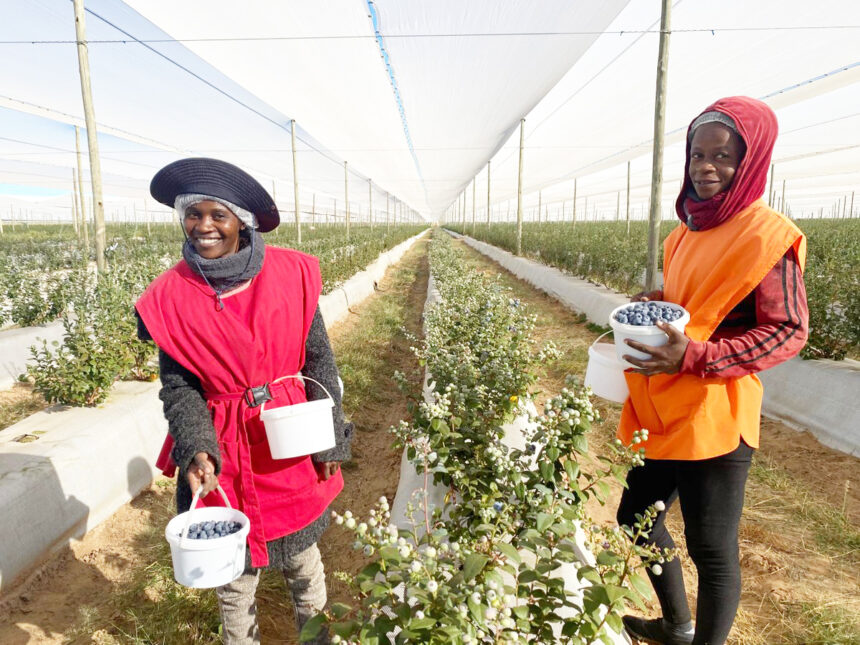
[183,229,265,309]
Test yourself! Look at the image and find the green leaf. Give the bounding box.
[536,512,554,533]
[628,571,653,601]
[596,549,617,566]
[539,460,554,481]
[331,621,360,638]
[329,602,352,619]
[577,565,602,585]
[409,618,437,630]
[496,542,521,564]
[512,605,529,619]
[564,459,580,480]
[467,595,485,622]
[357,561,382,582]
[605,611,624,634]
[571,433,588,453]
[463,553,489,581]
[518,569,540,584]
[298,614,326,642]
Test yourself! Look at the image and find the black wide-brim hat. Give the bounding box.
[150,157,279,232]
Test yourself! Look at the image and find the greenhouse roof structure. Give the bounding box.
[0,0,857,222]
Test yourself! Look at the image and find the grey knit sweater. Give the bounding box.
[137,306,353,570]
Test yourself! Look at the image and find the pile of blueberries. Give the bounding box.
[614,302,684,327]
[184,520,243,540]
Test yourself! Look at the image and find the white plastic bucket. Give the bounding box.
[165,485,250,589]
[259,375,336,460]
[584,332,629,403]
[608,301,690,368]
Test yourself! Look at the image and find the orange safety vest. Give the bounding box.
[617,200,806,460]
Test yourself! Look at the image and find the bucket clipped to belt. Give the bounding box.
[584,331,630,404]
[257,374,336,460]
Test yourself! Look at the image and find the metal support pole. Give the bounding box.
[471,177,476,233]
[386,193,390,232]
[537,191,542,224]
[486,161,491,227]
[312,193,316,226]
[780,180,786,215]
[645,0,672,291]
[573,179,578,228]
[344,161,350,239]
[626,161,632,235]
[768,163,775,207]
[368,180,373,230]
[515,118,525,255]
[289,120,301,243]
[73,0,106,272]
[73,126,89,254]
[70,169,79,236]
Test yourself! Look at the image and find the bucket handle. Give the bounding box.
[259,374,335,415]
[591,330,614,346]
[180,484,233,548]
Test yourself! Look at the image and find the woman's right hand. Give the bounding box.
[187,451,219,497]
[631,289,663,303]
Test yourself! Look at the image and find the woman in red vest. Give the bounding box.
[617,98,807,645]
[136,158,351,644]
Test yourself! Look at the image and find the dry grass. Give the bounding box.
[0,383,47,431]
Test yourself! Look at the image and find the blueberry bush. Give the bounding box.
[10,223,426,406]
[448,219,860,360]
[1,223,427,329]
[304,235,671,644]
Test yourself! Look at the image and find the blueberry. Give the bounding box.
[493,501,504,512]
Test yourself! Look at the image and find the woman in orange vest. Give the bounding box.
[617,97,808,645]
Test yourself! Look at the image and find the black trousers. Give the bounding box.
[616,441,754,645]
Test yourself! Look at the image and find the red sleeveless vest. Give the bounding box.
[136,246,343,567]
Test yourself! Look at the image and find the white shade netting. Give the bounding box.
[0,0,419,223]
[0,0,857,221]
[469,0,860,222]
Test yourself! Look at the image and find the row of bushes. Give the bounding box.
[305,234,667,644]
[1,224,427,330]
[15,226,427,406]
[449,219,860,361]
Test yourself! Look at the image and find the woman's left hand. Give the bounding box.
[316,461,341,480]
[623,321,690,376]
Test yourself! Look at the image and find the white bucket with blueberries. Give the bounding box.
[584,331,630,403]
[165,485,250,589]
[259,375,336,460]
[609,301,690,368]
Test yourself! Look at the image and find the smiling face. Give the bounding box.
[183,200,244,259]
[688,122,745,200]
